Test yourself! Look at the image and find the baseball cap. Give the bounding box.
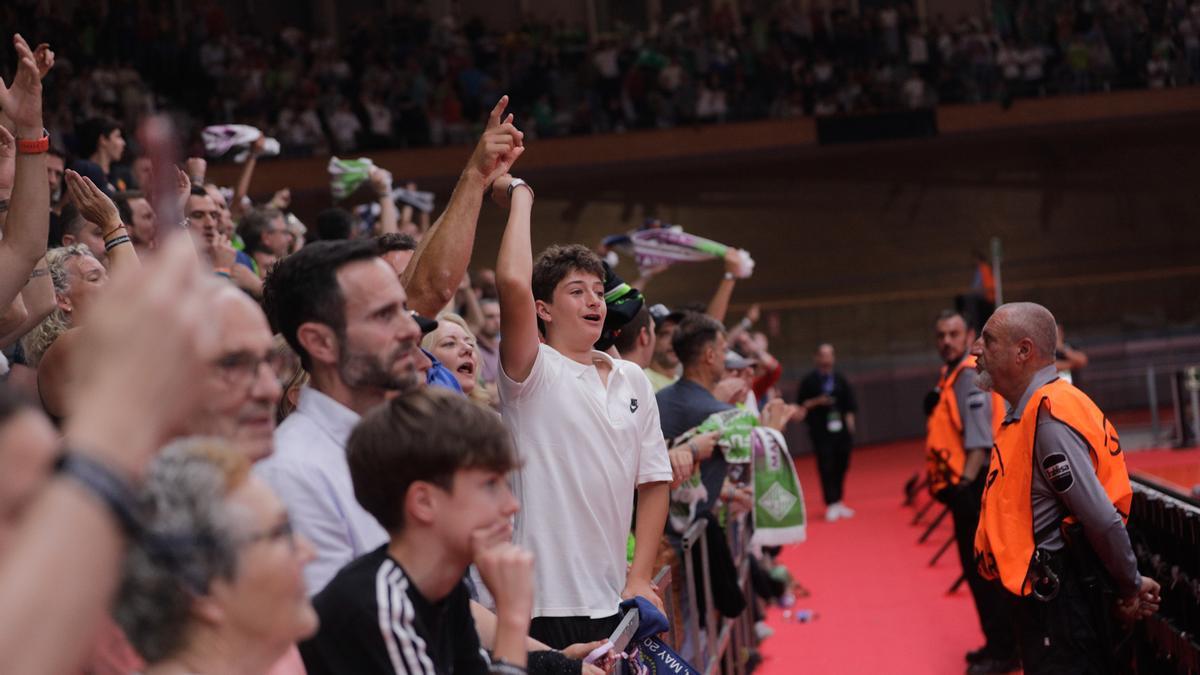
[648,303,687,328]
[725,350,758,370]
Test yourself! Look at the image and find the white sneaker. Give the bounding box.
[837,503,856,519]
[824,504,841,522]
[755,621,775,640]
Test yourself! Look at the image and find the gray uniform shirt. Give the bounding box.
[953,365,993,452]
[1007,365,1140,597]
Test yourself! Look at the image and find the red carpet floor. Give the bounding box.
[758,440,986,675]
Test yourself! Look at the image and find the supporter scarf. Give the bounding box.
[750,427,807,547]
[668,408,759,532]
[201,124,280,163]
[618,597,702,675]
[327,157,374,200]
[601,225,755,278]
[330,158,436,213]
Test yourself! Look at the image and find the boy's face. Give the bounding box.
[436,468,519,560]
[537,269,606,348]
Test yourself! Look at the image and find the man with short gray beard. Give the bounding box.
[254,239,426,594]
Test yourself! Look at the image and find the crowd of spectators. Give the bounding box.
[0,27,835,674]
[3,0,1199,160]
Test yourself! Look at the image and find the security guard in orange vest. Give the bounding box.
[971,302,1161,674]
[925,310,1017,674]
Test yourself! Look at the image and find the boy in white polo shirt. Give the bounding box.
[491,173,673,648]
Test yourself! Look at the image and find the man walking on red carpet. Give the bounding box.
[925,310,1018,674]
[972,302,1160,674]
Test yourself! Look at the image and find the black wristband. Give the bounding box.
[55,452,143,538]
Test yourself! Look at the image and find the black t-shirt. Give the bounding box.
[300,545,490,675]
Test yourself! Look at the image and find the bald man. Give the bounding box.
[972,302,1159,674]
[797,343,858,521]
[182,282,283,461]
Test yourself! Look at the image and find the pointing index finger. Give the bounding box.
[486,95,509,130]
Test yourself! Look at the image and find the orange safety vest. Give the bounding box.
[974,378,1132,596]
[925,355,1005,495]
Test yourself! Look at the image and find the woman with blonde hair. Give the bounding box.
[421,312,497,407]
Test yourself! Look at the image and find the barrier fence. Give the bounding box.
[904,458,1200,673]
[619,513,759,674]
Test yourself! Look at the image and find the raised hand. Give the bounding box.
[64,170,120,230]
[65,237,219,478]
[0,35,44,135]
[469,96,525,186]
[209,233,237,270]
[368,166,393,197]
[32,43,54,79]
[713,376,750,404]
[761,398,799,431]
[269,187,291,210]
[185,157,207,185]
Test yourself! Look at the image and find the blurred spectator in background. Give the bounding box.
[797,343,858,522]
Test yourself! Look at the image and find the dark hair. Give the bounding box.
[936,309,965,324]
[61,209,87,237]
[672,312,725,367]
[189,185,209,198]
[531,244,605,304]
[262,239,382,370]
[76,117,121,157]
[377,232,417,253]
[238,206,283,255]
[611,304,651,356]
[114,190,145,227]
[315,208,354,241]
[347,387,517,533]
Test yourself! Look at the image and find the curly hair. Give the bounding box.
[20,245,93,367]
[114,439,250,663]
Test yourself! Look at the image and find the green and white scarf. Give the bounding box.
[749,427,807,546]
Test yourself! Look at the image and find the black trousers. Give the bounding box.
[949,480,1017,657]
[811,431,852,505]
[1010,560,1122,675]
[529,613,620,650]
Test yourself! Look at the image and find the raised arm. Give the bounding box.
[493,175,540,383]
[65,170,140,271]
[0,36,48,309]
[0,237,215,675]
[402,95,524,317]
[230,137,265,219]
[705,248,745,324]
[0,256,54,349]
[367,167,397,235]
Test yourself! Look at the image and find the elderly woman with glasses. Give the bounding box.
[115,438,317,675]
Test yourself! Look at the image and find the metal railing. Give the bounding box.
[669,513,758,674]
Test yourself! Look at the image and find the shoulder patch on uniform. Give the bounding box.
[1042,453,1073,493]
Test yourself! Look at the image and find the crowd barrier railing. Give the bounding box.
[672,513,758,675]
[1128,476,1200,674]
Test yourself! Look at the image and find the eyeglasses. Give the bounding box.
[237,518,297,552]
[213,351,278,390]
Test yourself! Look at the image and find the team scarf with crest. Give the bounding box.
[668,410,806,546]
[749,426,807,546]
